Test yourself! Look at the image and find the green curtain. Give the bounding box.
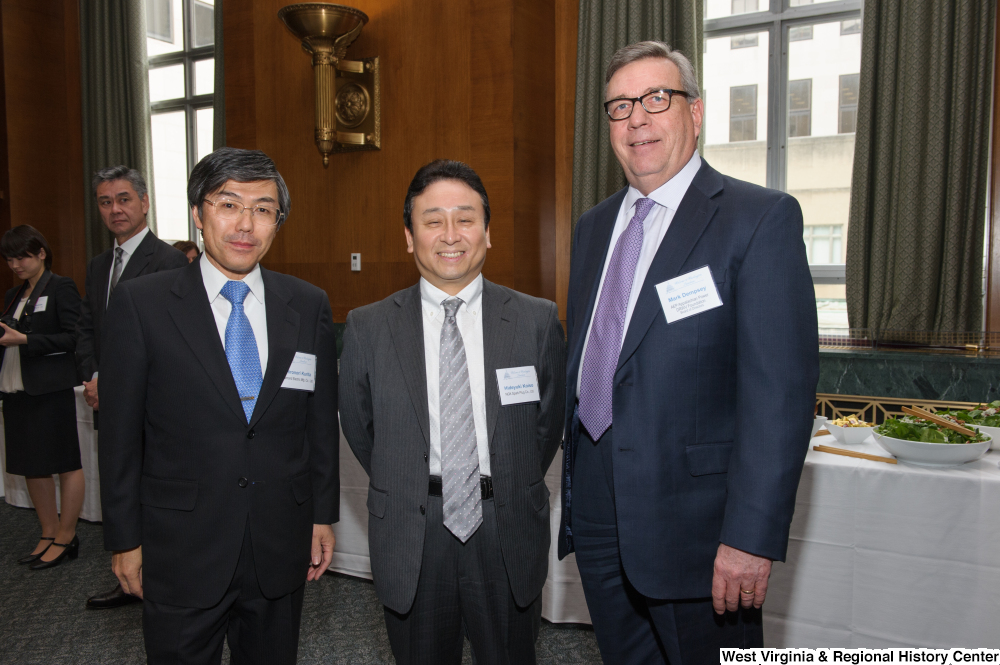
[79,0,155,260]
[213,0,225,150]
[845,0,995,333]
[572,0,702,231]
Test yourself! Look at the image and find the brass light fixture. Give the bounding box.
[278,3,381,166]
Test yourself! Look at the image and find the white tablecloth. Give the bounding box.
[0,386,103,522]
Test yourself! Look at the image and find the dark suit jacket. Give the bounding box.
[1,273,81,395]
[339,279,566,613]
[559,160,819,600]
[98,261,340,608]
[76,229,187,381]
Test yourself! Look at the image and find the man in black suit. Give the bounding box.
[79,166,188,609]
[98,148,339,664]
[340,160,566,665]
[560,42,818,662]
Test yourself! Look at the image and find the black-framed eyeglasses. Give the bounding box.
[603,89,690,121]
[203,198,284,226]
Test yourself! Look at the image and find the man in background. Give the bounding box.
[99,147,338,664]
[78,166,188,610]
[340,160,565,664]
[560,41,818,661]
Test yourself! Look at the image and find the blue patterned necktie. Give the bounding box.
[220,280,263,422]
[578,197,656,440]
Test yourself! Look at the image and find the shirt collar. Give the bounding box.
[419,273,484,317]
[114,226,150,255]
[199,252,265,306]
[624,151,702,217]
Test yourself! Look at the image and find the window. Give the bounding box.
[704,0,862,334]
[841,18,862,35]
[839,73,860,134]
[788,79,811,138]
[730,85,758,142]
[146,0,215,243]
[789,25,813,41]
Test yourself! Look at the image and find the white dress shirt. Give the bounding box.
[0,298,27,393]
[577,152,702,395]
[107,226,150,305]
[421,274,491,477]
[200,253,269,376]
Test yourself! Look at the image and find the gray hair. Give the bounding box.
[187,147,292,228]
[92,166,148,199]
[605,41,701,101]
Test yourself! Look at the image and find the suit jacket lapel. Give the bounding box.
[482,280,515,446]
[119,230,155,282]
[388,285,430,450]
[616,163,723,373]
[568,188,626,379]
[167,261,246,423]
[249,269,299,428]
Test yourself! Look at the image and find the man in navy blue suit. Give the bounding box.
[559,41,819,662]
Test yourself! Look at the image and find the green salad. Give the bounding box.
[874,415,990,444]
[936,401,1000,428]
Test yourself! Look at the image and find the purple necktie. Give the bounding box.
[578,197,656,440]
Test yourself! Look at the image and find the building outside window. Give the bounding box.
[145,0,215,244]
[703,0,863,335]
[788,78,812,137]
[730,85,758,142]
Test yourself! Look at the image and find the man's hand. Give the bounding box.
[711,543,772,614]
[83,377,99,410]
[307,524,335,581]
[0,323,27,347]
[112,546,143,599]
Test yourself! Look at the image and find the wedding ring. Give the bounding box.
[740,589,755,594]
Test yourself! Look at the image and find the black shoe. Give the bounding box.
[28,535,79,570]
[17,537,55,565]
[86,583,142,610]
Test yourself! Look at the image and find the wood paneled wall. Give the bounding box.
[0,0,86,292]
[224,0,575,320]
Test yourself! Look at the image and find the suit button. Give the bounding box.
[423,453,428,462]
[420,505,425,515]
[238,477,248,488]
[247,429,255,440]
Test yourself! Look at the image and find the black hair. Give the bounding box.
[403,159,491,231]
[187,147,292,227]
[1,225,53,269]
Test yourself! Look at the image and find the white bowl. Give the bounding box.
[811,416,828,439]
[873,432,992,467]
[826,422,874,445]
[972,425,1000,451]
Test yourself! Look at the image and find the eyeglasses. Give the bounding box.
[203,198,283,226]
[603,89,690,121]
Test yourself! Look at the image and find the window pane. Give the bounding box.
[816,284,849,335]
[841,18,861,35]
[148,63,185,102]
[839,73,859,133]
[705,0,761,20]
[196,107,214,162]
[192,0,215,48]
[146,0,184,56]
[731,33,759,49]
[151,111,190,242]
[786,20,861,266]
[789,25,813,42]
[194,58,214,96]
[788,78,811,137]
[703,30,768,186]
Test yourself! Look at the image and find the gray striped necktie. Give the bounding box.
[108,247,124,301]
[439,297,482,542]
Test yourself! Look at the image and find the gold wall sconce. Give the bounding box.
[278,3,381,167]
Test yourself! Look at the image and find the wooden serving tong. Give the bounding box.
[901,406,976,437]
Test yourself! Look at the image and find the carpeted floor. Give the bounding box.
[0,501,602,664]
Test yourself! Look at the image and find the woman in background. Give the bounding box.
[0,225,84,570]
[172,240,199,263]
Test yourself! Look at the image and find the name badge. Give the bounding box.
[495,365,541,405]
[655,266,723,324]
[34,296,48,312]
[281,352,317,391]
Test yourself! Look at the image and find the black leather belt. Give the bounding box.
[428,475,494,500]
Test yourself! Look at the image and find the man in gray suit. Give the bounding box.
[339,160,566,665]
